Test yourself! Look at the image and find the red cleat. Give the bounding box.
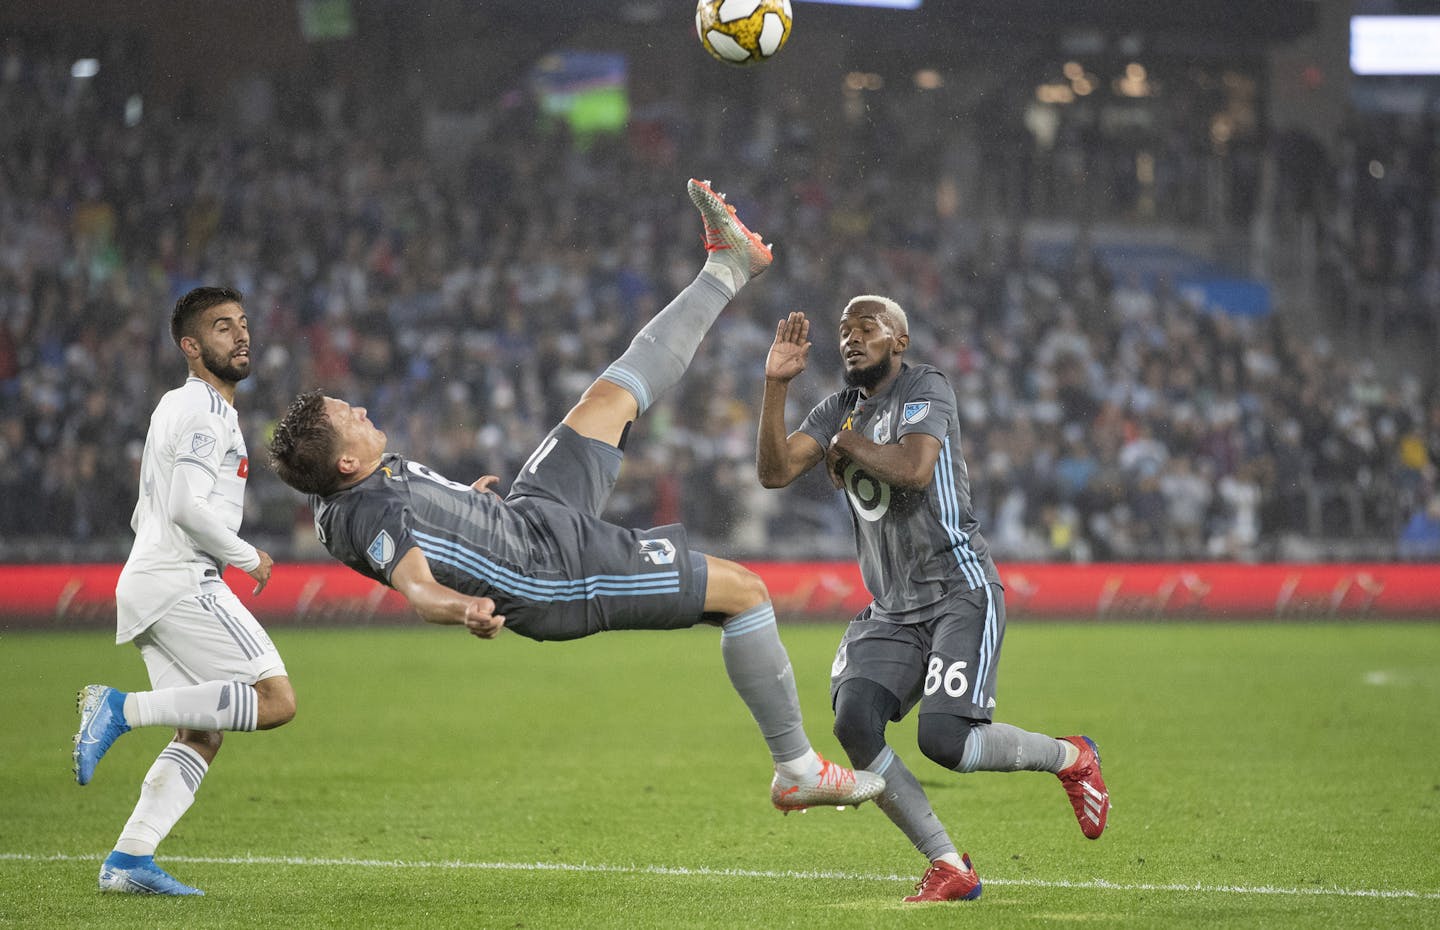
[903,854,982,902]
[1057,735,1109,839]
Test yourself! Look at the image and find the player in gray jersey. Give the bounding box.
[757,296,1111,903]
[267,180,883,817]
[71,287,296,896]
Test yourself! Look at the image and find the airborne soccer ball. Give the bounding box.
[696,0,793,67]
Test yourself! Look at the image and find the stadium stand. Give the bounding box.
[1,34,1436,564]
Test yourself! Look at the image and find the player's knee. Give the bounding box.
[176,728,222,755]
[706,557,770,615]
[916,713,973,771]
[255,677,297,729]
[832,679,896,769]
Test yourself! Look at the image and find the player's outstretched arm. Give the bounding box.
[757,312,826,488]
[390,547,506,639]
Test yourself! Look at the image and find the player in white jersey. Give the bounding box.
[757,297,1109,903]
[72,286,296,896]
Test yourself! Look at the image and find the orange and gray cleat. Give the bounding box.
[770,754,884,813]
[687,178,773,284]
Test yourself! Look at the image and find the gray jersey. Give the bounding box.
[312,436,705,641]
[799,362,999,624]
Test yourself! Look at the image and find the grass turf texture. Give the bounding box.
[2,620,1438,929]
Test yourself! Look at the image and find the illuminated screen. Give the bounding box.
[1351,16,1440,75]
[797,1,922,8]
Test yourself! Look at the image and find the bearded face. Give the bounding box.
[198,336,251,383]
[843,353,895,391]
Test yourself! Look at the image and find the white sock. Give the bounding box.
[1059,739,1080,770]
[774,749,822,781]
[124,681,258,732]
[114,742,208,856]
[935,852,965,869]
[701,259,742,298]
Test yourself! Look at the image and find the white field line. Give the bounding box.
[3,852,1438,901]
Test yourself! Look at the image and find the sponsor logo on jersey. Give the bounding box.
[639,538,676,566]
[842,461,891,522]
[902,401,931,425]
[367,530,396,568]
[237,456,249,478]
[191,431,217,458]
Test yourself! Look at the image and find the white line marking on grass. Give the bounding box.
[4,853,1438,901]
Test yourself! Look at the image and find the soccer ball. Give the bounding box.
[695,0,793,67]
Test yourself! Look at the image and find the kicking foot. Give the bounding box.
[73,685,130,786]
[1056,734,1109,839]
[688,178,773,294]
[770,753,885,813]
[903,854,982,902]
[98,851,204,896]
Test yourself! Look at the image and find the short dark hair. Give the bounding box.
[171,286,244,348]
[269,390,342,496]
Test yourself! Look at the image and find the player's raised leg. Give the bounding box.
[562,179,773,446]
[918,714,1110,839]
[73,676,295,785]
[703,556,884,812]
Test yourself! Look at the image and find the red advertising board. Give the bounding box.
[1,562,1437,627]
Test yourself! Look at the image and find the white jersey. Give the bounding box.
[115,376,259,643]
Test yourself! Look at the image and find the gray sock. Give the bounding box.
[867,746,958,863]
[958,722,1068,773]
[719,603,810,763]
[599,272,731,414]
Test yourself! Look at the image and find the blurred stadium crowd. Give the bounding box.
[2,37,1438,563]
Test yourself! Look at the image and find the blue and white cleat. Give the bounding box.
[73,684,130,786]
[98,851,204,896]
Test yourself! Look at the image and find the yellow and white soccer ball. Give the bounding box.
[695,0,793,67]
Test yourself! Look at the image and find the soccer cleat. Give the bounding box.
[687,178,773,286]
[73,684,130,786]
[1056,734,1109,839]
[98,851,204,896]
[770,754,885,813]
[903,854,982,903]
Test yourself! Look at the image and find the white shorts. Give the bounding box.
[132,579,288,689]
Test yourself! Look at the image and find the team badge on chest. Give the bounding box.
[873,409,892,445]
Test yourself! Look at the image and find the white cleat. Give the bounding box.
[687,178,773,286]
[770,754,885,814]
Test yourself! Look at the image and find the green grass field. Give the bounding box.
[2,620,1438,929]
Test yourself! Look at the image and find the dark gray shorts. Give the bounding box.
[829,583,1005,722]
[500,423,708,642]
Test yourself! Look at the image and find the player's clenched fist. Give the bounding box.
[463,598,505,639]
